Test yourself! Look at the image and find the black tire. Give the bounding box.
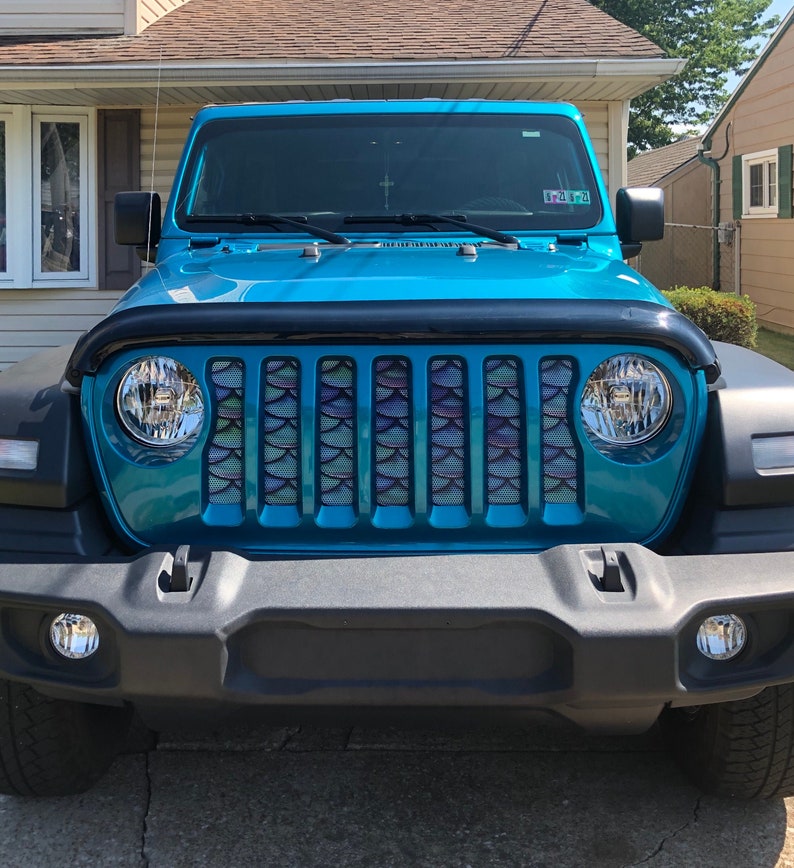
[660,684,794,799]
[0,679,133,796]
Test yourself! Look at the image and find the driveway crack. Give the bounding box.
[140,750,152,868]
[624,797,701,867]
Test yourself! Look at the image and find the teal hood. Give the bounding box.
[112,242,668,313]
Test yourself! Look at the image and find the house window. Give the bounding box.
[0,107,94,288]
[743,150,779,216]
[35,116,88,280]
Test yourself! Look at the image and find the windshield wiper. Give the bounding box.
[185,213,350,245]
[343,213,519,246]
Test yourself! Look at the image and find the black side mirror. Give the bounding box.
[615,187,664,259]
[115,192,161,262]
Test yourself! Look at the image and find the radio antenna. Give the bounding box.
[145,48,163,268]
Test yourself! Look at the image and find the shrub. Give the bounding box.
[661,285,757,349]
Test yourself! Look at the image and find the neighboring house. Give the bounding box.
[701,6,794,335]
[0,0,683,369]
[627,137,714,291]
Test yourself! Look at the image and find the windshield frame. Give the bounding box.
[168,103,610,240]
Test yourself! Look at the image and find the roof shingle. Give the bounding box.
[627,137,703,186]
[0,0,664,66]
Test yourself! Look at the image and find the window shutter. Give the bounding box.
[778,144,793,218]
[732,155,743,219]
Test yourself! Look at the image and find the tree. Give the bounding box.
[591,0,779,155]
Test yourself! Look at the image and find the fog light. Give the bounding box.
[696,614,746,661]
[49,613,99,660]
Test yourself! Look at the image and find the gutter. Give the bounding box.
[698,123,732,292]
[0,57,686,88]
[696,144,721,290]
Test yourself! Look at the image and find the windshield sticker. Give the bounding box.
[543,189,591,205]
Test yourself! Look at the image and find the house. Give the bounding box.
[701,6,794,334]
[0,0,683,369]
[626,136,715,291]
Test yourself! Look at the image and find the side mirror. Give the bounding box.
[615,187,664,259]
[115,192,161,262]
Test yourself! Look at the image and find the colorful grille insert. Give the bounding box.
[318,358,356,507]
[429,358,467,507]
[485,358,523,506]
[207,359,244,506]
[200,353,584,523]
[540,358,579,504]
[374,358,412,507]
[262,359,300,506]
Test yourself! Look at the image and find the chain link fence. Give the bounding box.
[631,222,736,293]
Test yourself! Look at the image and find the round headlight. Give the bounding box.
[117,356,204,447]
[581,354,672,446]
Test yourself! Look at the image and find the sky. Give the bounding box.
[724,0,793,89]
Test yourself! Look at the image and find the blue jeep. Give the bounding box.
[1,100,794,798]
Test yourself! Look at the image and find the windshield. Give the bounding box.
[174,112,603,235]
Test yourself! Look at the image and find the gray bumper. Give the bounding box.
[1,544,794,733]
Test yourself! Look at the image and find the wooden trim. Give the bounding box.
[732,154,743,220]
[777,144,793,219]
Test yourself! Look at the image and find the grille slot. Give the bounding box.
[318,358,356,509]
[429,357,467,509]
[540,358,579,505]
[485,357,523,507]
[262,359,300,507]
[374,358,412,507]
[206,359,245,511]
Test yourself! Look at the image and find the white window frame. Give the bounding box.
[0,105,96,289]
[0,112,10,280]
[742,149,778,218]
[0,107,27,287]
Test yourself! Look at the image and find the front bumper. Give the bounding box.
[1,544,794,733]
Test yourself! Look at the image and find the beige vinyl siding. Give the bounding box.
[135,0,190,33]
[715,22,794,333]
[0,0,187,35]
[0,290,120,370]
[577,102,610,195]
[0,0,125,34]
[141,105,199,209]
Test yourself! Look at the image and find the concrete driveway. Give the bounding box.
[1,718,792,867]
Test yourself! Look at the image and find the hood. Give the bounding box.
[112,241,666,313]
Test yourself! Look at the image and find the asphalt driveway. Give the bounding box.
[0,718,792,867]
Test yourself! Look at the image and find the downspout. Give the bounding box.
[697,122,732,291]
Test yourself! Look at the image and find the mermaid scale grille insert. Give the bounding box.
[374,358,412,507]
[262,359,300,506]
[540,358,578,505]
[429,357,467,508]
[196,350,590,533]
[207,359,245,506]
[318,358,356,507]
[485,358,523,506]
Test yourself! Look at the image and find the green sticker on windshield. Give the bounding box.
[543,189,591,205]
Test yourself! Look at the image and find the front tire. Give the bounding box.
[0,679,132,796]
[661,684,794,799]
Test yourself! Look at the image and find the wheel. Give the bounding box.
[0,679,133,796]
[660,684,794,799]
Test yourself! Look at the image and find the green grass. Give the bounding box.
[755,328,794,370]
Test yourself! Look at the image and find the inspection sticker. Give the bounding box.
[543,189,591,205]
